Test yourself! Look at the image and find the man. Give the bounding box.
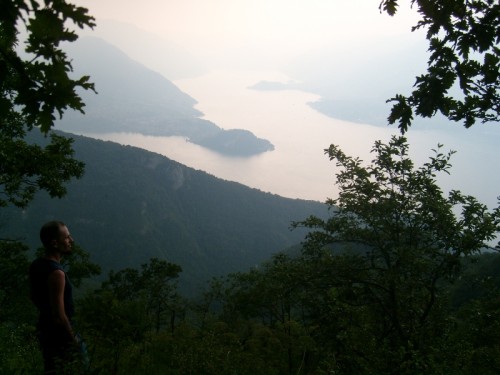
[29,221,84,374]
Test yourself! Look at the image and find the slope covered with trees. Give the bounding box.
[2,136,498,374]
[0,131,327,293]
[57,36,274,156]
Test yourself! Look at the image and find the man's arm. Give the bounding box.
[47,269,77,344]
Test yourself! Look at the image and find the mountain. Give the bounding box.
[280,37,429,126]
[56,36,274,156]
[81,19,207,80]
[0,132,326,295]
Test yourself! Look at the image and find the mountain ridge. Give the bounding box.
[1,131,326,295]
[56,36,274,156]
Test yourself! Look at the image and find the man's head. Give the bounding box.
[40,221,73,254]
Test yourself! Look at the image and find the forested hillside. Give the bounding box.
[0,131,327,293]
[56,36,274,156]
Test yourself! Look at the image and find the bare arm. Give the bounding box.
[47,269,77,344]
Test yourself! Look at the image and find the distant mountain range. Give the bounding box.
[0,132,326,295]
[248,37,437,127]
[56,36,274,156]
[84,19,207,81]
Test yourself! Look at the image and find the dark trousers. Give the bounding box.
[38,331,88,374]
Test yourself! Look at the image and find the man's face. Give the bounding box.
[56,225,73,254]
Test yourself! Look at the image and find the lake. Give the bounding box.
[83,69,500,208]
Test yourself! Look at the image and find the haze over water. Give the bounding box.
[74,0,499,208]
[86,69,499,208]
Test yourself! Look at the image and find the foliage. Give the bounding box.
[0,240,33,323]
[379,0,499,131]
[63,243,102,287]
[0,322,42,374]
[80,258,183,373]
[444,281,500,375]
[2,240,500,374]
[0,0,95,207]
[292,135,500,373]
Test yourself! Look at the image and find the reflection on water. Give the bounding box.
[80,70,499,207]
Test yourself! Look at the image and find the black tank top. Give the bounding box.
[29,257,75,331]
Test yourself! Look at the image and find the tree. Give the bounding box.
[80,258,183,373]
[379,0,499,132]
[0,241,40,374]
[0,0,95,207]
[140,258,183,333]
[0,240,35,327]
[294,135,500,373]
[220,254,319,375]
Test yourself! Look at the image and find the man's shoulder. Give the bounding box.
[30,257,63,274]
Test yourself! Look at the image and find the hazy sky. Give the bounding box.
[69,0,499,213]
[75,0,423,69]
